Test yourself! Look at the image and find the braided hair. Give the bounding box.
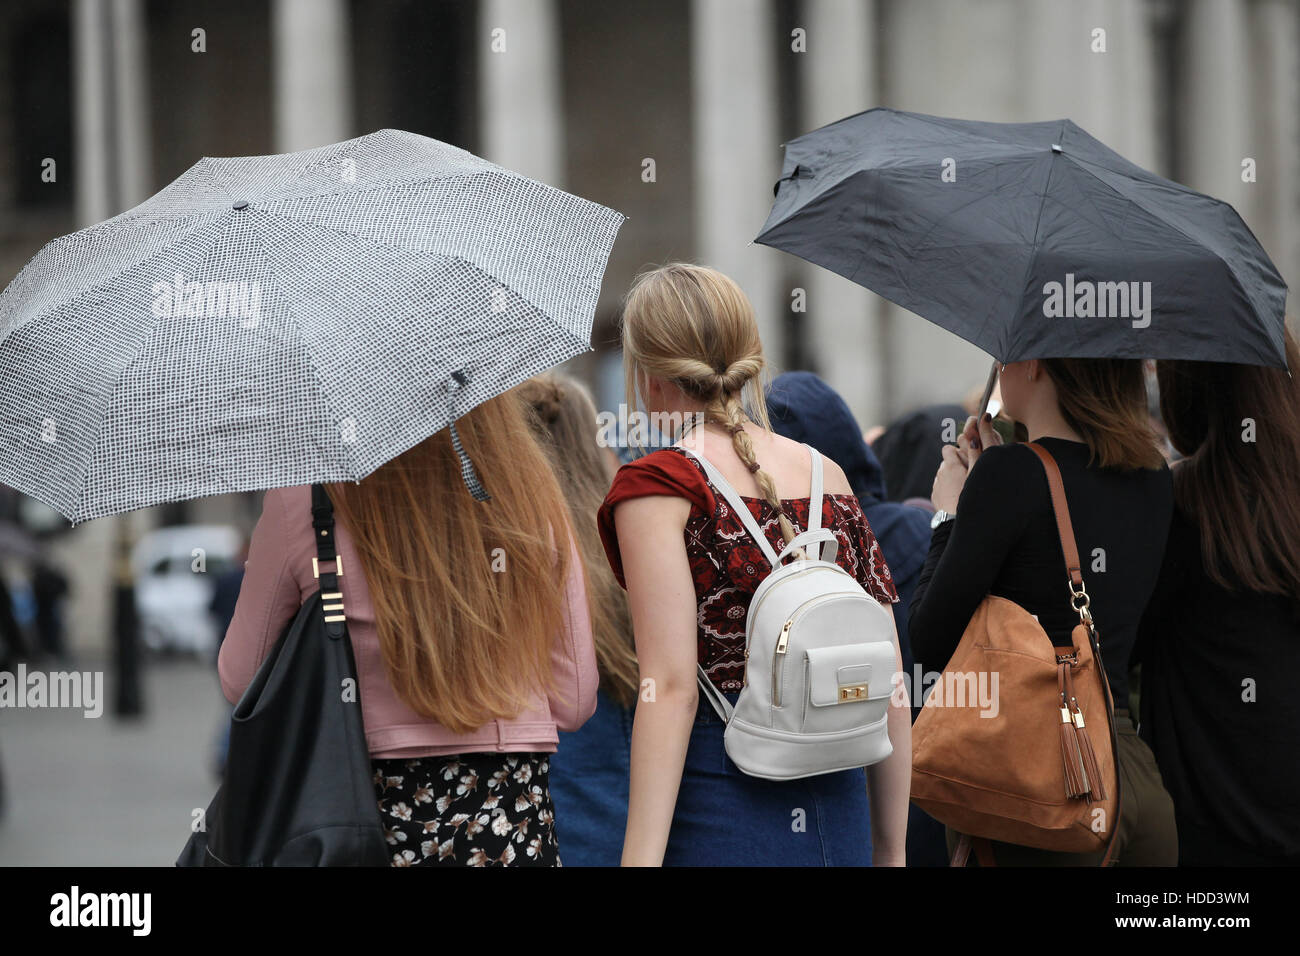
[621,263,796,548]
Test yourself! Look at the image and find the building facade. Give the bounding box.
[1,0,1297,652]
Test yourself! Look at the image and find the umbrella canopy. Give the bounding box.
[757,108,1288,369]
[0,129,624,523]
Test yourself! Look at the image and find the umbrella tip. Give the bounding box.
[1051,144,1063,153]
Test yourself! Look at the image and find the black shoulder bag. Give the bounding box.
[177,485,389,866]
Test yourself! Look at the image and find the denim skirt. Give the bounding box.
[663,693,873,866]
[548,688,634,867]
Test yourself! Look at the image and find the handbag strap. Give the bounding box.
[1023,443,1083,589]
[310,484,348,641]
[1023,442,1123,867]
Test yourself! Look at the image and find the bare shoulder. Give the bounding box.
[758,431,854,496]
[818,455,853,497]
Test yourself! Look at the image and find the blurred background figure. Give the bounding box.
[518,372,638,867]
[1138,329,1300,866]
[871,403,970,509]
[206,536,247,777]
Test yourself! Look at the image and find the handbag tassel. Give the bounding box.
[1057,663,1089,798]
[1062,664,1107,802]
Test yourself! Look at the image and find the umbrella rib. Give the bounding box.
[886,108,1053,152]
[234,224,362,484]
[1059,155,1261,316]
[1003,123,1065,363]
[194,156,236,199]
[255,170,487,209]
[66,214,237,522]
[250,208,569,327]
[0,214,228,350]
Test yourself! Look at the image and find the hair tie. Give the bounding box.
[728,423,745,436]
[747,461,761,474]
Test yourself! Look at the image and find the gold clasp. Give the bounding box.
[312,555,344,579]
[838,683,869,702]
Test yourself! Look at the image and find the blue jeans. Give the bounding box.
[663,693,873,866]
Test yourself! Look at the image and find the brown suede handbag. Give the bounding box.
[910,442,1121,865]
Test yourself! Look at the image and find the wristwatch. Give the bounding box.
[930,509,956,530]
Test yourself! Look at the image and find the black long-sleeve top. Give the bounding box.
[1135,506,1300,864]
[909,437,1172,713]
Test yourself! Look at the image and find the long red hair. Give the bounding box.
[325,392,577,733]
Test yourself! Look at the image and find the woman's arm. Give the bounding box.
[547,535,599,731]
[615,494,697,867]
[908,442,1028,672]
[217,489,306,704]
[868,603,911,866]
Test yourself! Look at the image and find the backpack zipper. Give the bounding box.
[771,620,793,705]
[770,593,872,707]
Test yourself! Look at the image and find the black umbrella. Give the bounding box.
[757,108,1289,382]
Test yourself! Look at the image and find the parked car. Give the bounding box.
[132,525,242,655]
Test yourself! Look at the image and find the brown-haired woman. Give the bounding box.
[911,356,1179,865]
[517,372,639,866]
[1137,329,1300,865]
[218,392,599,866]
[598,263,912,866]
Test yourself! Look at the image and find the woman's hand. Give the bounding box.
[930,444,968,514]
[931,414,1002,514]
[960,412,1003,470]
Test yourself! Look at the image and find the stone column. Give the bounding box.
[691,0,784,358]
[478,0,564,187]
[797,0,885,427]
[272,0,353,152]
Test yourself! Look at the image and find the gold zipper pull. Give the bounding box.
[776,620,792,655]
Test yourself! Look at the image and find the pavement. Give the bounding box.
[0,655,228,866]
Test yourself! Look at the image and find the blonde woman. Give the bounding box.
[518,372,639,866]
[219,392,599,866]
[597,263,911,866]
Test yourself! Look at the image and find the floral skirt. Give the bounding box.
[372,752,561,867]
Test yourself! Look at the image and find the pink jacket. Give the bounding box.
[218,485,598,758]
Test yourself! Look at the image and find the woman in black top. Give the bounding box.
[1137,332,1300,866]
[910,356,1178,865]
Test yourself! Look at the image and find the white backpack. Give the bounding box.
[682,444,897,780]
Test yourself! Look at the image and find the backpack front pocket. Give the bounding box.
[801,641,895,735]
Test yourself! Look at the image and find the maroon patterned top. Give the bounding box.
[597,446,899,692]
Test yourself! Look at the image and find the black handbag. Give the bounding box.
[178,485,389,866]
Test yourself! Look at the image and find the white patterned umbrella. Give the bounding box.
[0,130,624,523]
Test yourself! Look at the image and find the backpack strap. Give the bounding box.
[679,447,780,566]
[680,444,828,723]
[807,444,824,534]
[696,663,734,723]
[680,444,828,565]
